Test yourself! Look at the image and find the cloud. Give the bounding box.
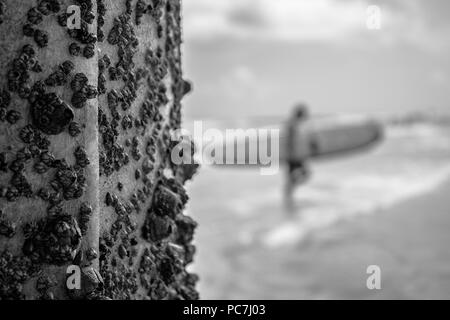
[183,0,369,42]
[218,65,267,101]
[183,0,450,51]
[430,70,449,86]
[368,0,450,52]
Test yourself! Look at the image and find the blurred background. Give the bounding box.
[180,0,450,299]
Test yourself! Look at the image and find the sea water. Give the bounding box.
[184,116,450,298]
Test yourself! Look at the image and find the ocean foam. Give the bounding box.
[261,163,450,248]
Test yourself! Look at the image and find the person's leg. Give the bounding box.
[284,163,295,212]
[284,161,311,213]
[292,162,310,185]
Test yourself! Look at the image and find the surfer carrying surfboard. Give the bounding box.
[284,103,311,211]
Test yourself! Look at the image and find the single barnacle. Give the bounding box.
[57,13,67,27]
[142,214,172,242]
[83,84,97,99]
[33,29,48,48]
[97,28,105,42]
[0,108,6,122]
[86,248,97,261]
[19,125,34,143]
[16,147,33,162]
[73,249,83,265]
[110,193,119,207]
[7,67,21,82]
[37,1,51,15]
[142,158,153,174]
[84,10,95,24]
[5,187,19,202]
[71,73,88,92]
[182,79,193,96]
[45,69,67,86]
[78,202,92,235]
[31,61,43,73]
[34,161,49,174]
[107,24,120,45]
[48,0,61,13]
[71,91,87,109]
[69,42,81,56]
[153,185,183,218]
[74,146,90,168]
[97,74,106,95]
[18,83,31,98]
[108,67,118,80]
[104,192,112,206]
[27,7,43,25]
[135,169,141,180]
[36,155,53,172]
[0,89,11,109]
[68,121,82,137]
[102,54,111,68]
[146,139,155,155]
[98,56,107,73]
[0,152,7,172]
[6,110,21,124]
[60,60,75,75]
[121,115,133,131]
[22,44,36,57]
[117,245,127,259]
[23,24,35,37]
[37,188,50,201]
[83,44,95,59]
[175,214,198,244]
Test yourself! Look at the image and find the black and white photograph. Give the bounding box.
[0,0,449,306]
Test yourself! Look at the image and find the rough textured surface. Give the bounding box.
[0,0,198,300]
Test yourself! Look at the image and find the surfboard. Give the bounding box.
[279,115,383,162]
[203,115,383,166]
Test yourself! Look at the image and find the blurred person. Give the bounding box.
[284,103,311,212]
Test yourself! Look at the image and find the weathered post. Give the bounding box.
[0,0,198,300]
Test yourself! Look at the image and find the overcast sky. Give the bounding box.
[182,0,450,119]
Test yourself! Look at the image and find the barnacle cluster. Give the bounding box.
[0,210,16,238]
[0,0,198,300]
[0,1,4,25]
[97,0,106,42]
[31,92,74,134]
[0,249,37,299]
[22,0,61,47]
[70,72,97,109]
[64,0,97,59]
[23,213,82,265]
[7,44,41,100]
[45,61,74,87]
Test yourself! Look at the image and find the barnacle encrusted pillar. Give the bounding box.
[0,0,198,300]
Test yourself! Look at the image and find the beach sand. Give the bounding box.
[194,179,450,299]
